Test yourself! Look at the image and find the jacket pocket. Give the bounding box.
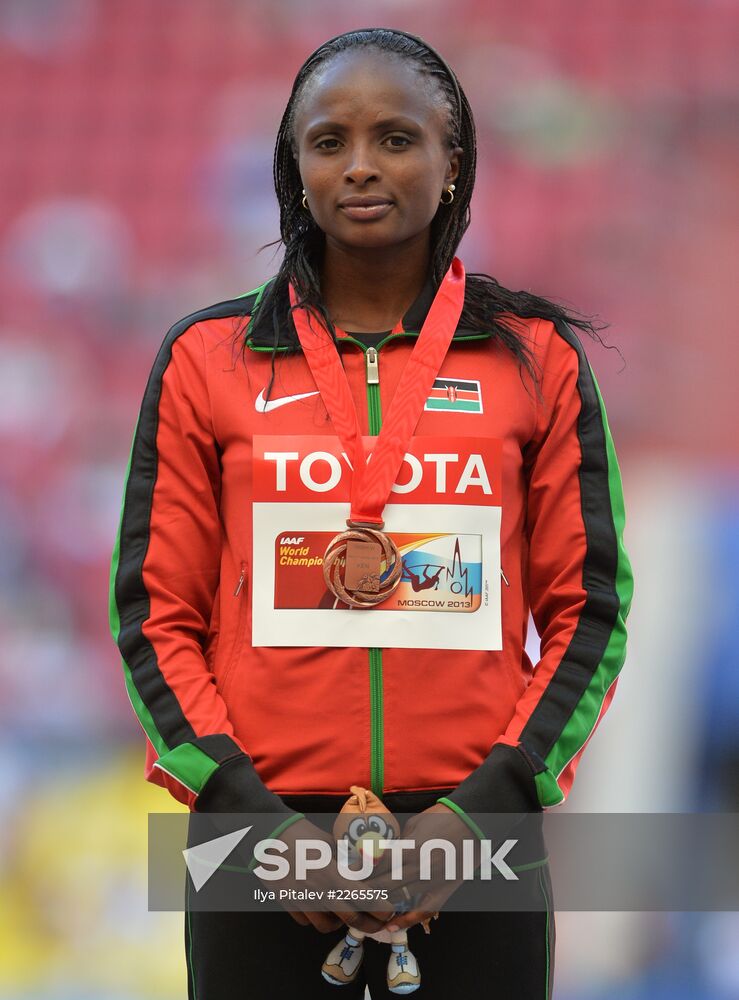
[217,560,248,699]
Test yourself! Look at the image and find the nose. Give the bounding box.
[343,141,380,185]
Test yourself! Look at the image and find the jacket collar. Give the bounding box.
[245,271,486,349]
[396,271,438,334]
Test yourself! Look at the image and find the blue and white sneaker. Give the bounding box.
[322,934,364,986]
[387,944,421,994]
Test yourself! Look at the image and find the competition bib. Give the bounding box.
[251,435,503,651]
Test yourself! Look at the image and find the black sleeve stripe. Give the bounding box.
[518,319,622,761]
[114,297,254,755]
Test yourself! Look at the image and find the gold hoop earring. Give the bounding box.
[440,184,455,205]
[301,188,309,211]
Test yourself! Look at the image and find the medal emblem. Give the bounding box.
[323,524,402,608]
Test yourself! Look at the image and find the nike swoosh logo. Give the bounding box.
[255,388,319,413]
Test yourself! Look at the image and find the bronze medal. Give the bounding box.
[323,525,403,608]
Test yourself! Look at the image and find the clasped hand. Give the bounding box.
[261,805,474,935]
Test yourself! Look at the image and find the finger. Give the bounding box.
[385,908,436,933]
[287,910,311,926]
[333,909,390,935]
[304,910,343,933]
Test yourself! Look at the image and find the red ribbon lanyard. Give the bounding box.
[289,257,466,526]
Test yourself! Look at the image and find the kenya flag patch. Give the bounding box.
[424,378,483,414]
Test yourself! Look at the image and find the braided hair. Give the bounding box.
[245,28,610,398]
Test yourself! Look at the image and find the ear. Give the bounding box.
[445,146,463,185]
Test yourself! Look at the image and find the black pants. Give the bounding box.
[185,867,554,999]
[185,793,555,999]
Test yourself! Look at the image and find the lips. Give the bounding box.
[338,196,394,222]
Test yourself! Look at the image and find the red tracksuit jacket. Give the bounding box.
[109,274,633,825]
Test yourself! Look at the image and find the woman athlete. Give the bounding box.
[110,27,633,999]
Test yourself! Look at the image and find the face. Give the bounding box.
[292,50,462,253]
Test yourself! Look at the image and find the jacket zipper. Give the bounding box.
[365,346,384,796]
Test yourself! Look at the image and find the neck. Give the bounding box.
[320,233,431,333]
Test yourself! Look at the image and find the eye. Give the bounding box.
[315,137,341,150]
[368,815,387,834]
[384,134,411,148]
[348,818,367,842]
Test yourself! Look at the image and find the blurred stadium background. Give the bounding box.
[0,0,737,997]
